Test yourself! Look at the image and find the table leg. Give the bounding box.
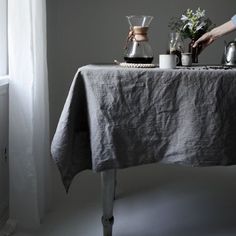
[114,169,117,200]
[101,169,116,236]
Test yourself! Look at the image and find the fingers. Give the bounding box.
[206,37,214,46]
[193,33,209,47]
[193,39,201,48]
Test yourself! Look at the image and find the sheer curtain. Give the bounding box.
[8,0,51,229]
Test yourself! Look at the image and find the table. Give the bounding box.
[51,64,236,236]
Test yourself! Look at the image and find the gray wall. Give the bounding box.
[47,0,236,135]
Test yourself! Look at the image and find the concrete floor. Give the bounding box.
[15,164,236,236]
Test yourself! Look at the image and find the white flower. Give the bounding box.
[196,21,206,31]
[187,22,194,31]
[181,15,188,21]
[183,22,193,31]
[196,8,205,18]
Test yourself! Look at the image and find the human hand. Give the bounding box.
[192,20,236,51]
[193,32,216,50]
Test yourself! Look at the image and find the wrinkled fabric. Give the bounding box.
[51,65,236,190]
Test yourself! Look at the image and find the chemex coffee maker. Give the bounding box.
[124,15,154,64]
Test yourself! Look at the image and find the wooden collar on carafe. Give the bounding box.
[129,26,149,42]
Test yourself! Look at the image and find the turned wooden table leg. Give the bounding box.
[114,169,117,200]
[101,169,116,236]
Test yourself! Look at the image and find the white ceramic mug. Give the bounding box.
[159,54,177,69]
[181,53,192,66]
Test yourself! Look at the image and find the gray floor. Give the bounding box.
[15,164,236,236]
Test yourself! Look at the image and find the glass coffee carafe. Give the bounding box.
[124,15,154,64]
[169,32,183,66]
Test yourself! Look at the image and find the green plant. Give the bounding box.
[169,8,214,40]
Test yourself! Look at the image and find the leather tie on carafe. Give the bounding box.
[125,26,149,49]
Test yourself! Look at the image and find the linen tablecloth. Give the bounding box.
[51,65,236,190]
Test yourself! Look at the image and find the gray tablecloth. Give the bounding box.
[51,65,236,191]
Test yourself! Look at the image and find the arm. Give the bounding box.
[193,16,236,48]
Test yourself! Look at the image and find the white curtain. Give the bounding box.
[8,0,51,229]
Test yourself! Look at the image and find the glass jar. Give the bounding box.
[169,32,184,66]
